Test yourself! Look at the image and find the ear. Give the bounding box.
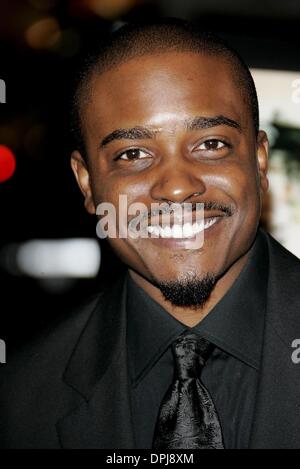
[70,151,96,215]
[256,130,269,194]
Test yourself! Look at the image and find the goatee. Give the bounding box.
[155,273,218,308]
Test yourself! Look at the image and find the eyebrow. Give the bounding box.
[99,115,242,148]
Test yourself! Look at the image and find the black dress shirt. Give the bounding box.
[126,230,269,449]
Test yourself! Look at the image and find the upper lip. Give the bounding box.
[202,210,228,219]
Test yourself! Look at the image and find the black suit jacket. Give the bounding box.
[1,230,300,449]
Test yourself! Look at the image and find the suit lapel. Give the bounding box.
[250,232,300,448]
[56,273,135,449]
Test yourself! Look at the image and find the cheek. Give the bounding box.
[95,171,152,207]
[237,163,261,212]
[227,165,262,247]
[90,172,154,238]
[217,160,260,205]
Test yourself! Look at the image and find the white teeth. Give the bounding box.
[192,222,204,235]
[152,226,160,237]
[160,226,172,238]
[146,225,160,236]
[204,217,217,229]
[146,217,218,238]
[182,222,193,237]
[172,225,183,238]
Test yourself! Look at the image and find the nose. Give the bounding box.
[150,161,207,204]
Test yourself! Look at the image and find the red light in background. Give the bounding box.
[0,145,16,183]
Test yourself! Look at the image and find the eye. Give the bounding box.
[197,139,228,151]
[116,148,151,161]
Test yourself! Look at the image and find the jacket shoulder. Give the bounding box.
[265,230,300,274]
[0,291,105,448]
[1,292,103,382]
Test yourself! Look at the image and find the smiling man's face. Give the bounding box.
[71,51,268,312]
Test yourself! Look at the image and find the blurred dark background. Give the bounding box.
[0,0,300,352]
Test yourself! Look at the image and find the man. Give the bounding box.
[1,19,300,449]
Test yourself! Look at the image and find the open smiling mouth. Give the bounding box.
[125,202,233,248]
[126,209,230,249]
[146,216,219,238]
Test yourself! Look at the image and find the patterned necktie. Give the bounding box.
[152,331,224,449]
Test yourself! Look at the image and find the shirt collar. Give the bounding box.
[127,229,268,385]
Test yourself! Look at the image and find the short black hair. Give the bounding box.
[71,18,259,159]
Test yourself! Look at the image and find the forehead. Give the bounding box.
[83,51,250,135]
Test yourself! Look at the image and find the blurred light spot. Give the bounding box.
[0,145,16,183]
[87,0,136,19]
[16,239,100,278]
[25,16,61,50]
[111,20,126,32]
[252,69,300,127]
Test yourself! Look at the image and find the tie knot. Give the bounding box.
[172,331,213,380]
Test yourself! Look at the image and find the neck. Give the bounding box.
[129,252,249,327]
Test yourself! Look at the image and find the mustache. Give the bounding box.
[147,201,235,219]
[127,200,234,227]
[200,201,234,217]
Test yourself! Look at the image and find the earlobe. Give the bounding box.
[257,130,269,193]
[70,150,96,215]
